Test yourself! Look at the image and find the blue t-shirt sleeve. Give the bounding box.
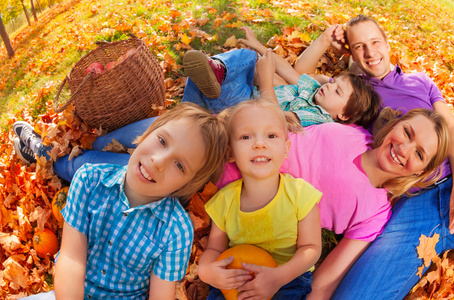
[153,203,194,281]
[61,164,92,236]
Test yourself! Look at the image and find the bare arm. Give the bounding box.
[148,272,175,300]
[306,237,370,300]
[294,24,348,75]
[256,48,278,104]
[198,222,252,289]
[433,101,454,233]
[238,205,322,299]
[239,26,301,85]
[54,222,87,300]
[308,73,331,85]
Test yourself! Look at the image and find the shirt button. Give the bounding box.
[101,269,106,275]
[108,240,113,246]
[87,296,91,299]
[123,212,128,217]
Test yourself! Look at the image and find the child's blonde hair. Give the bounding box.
[373,107,449,202]
[134,102,228,203]
[218,98,303,141]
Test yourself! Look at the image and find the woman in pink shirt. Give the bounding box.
[217,107,449,299]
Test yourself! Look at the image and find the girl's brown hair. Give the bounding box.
[135,102,228,204]
[373,107,449,202]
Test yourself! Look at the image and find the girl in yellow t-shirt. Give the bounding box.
[198,96,322,300]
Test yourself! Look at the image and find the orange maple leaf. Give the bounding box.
[416,233,439,267]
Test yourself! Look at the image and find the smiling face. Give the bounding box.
[313,75,353,120]
[377,114,438,178]
[347,20,392,79]
[229,104,290,182]
[125,118,206,203]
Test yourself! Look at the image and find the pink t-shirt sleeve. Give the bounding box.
[341,194,392,242]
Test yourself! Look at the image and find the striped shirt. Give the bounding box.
[62,164,194,299]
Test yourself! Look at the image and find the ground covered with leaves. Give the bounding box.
[1,0,454,299]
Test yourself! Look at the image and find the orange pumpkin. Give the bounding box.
[52,186,69,226]
[216,245,278,300]
[33,228,59,258]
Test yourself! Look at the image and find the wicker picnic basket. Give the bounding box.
[54,36,165,132]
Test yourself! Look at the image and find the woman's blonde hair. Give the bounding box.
[218,98,303,140]
[373,107,449,202]
[134,102,228,204]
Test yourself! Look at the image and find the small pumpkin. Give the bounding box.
[216,244,278,300]
[52,186,69,226]
[33,228,59,258]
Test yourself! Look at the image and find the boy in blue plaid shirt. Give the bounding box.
[182,27,381,129]
[23,103,228,300]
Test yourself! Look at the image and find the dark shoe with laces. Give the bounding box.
[13,121,39,149]
[183,50,225,99]
[14,138,37,164]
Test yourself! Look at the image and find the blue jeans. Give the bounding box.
[207,271,312,300]
[51,117,157,181]
[182,48,257,113]
[333,176,454,299]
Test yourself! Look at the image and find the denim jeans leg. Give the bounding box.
[53,151,131,182]
[272,271,312,300]
[206,286,226,300]
[181,78,208,109]
[52,116,157,181]
[182,48,257,113]
[92,116,158,149]
[332,177,454,300]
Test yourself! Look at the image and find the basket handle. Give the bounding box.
[54,70,94,113]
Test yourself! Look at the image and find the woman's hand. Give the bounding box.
[237,264,282,300]
[198,256,253,290]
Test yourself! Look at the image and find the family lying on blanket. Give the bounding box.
[17,15,454,300]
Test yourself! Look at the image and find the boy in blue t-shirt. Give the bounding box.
[22,103,228,300]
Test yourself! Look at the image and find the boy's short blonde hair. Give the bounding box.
[135,102,228,204]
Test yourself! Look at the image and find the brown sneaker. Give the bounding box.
[183,50,224,99]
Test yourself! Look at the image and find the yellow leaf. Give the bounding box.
[223,35,237,48]
[180,34,192,45]
[299,32,311,43]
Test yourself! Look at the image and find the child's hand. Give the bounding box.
[237,263,283,300]
[323,24,350,55]
[199,256,253,290]
[238,26,263,51]
[256,49,275,79]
